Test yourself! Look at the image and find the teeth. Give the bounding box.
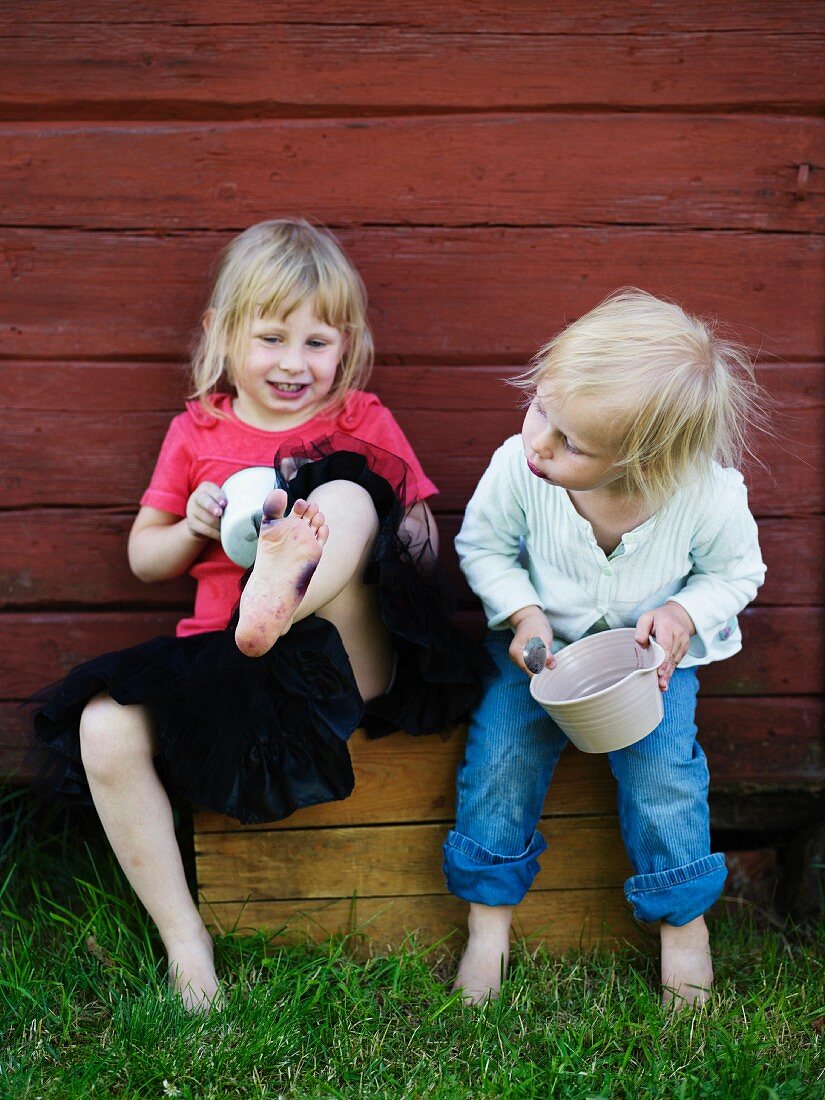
[271,382,304,392]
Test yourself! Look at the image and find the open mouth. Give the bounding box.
[268,381,308,395]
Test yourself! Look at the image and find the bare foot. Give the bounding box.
[452,903,512,1005]
[660,915,714,1009]
[235,489,329,657]
[165,924,221,1013]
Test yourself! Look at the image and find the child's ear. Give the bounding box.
[202,308,215,334]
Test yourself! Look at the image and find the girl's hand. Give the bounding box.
[635,601,696,691]
[185,481,227,542]
[509,606,556,675]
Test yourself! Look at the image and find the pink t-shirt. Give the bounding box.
[141,391,438,637]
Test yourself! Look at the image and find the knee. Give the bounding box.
[309,480,379,533]
[79,694,155,781]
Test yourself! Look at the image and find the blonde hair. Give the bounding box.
[516,289,766,509]
[190,219,373,413]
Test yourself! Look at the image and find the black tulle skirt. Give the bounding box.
[30,441,484,824]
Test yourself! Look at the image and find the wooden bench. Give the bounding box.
[1,1,822,943]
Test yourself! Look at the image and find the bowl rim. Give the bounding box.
[529,628,666,708]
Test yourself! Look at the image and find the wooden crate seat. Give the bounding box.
[194,728,644,951]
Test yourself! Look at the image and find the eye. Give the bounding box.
[562,435,582,456]
[532,398,546,419]
[307,338,329,349]
[260,334,282,345]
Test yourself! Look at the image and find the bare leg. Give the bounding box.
[79,694,219,1012]
[453,902,513,1005]
[292,480,394,701]
[660,915,714,1008]
[238,480,394,698]
[235,489,328,657]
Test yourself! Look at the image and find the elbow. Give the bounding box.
[127,538,162,584]
[128,554,158,584]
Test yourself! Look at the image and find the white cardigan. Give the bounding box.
[455,435,766,667]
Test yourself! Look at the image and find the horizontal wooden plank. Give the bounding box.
[195,734,618,830]
[5,361,821,415]
[0,612,180,699]
[2,510,821,610]
[2,117,821,231]
[4,694,822,792]
[194,815,632,901]
[1,229,821,361]
[199,888,645,952]
[0,18,820,117]
[1,606,821,702]
[700,697,825,788]
[439,515,825,611]
[5,2,821,34]
[0,510,195,608]
[2,363,822,514]
[3,405,819,515]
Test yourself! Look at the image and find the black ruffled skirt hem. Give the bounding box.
[30,440,484,824]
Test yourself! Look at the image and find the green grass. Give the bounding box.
[1,792,823,1100]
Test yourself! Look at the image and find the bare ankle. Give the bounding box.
[660,915,714,1008]
[453,903,513,1005]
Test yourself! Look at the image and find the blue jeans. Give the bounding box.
[442,631,727,925]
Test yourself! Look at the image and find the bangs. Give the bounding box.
[254,254,355,331]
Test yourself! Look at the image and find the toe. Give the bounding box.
[261,488,288,521]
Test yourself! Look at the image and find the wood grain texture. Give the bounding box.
[5,692,822,792]
[0,17,820,117]
[198,889,646,952]
[194,734,618,831]
[194,815,632,902]
[2,363,822,515]
[2,117,821,231]
[5,361,821,414]
[5,1,822,31]
[4,2,822,34]
[2,511,821,610]
[3,608,822,699]
[700,697,825,788]
[2,407,821,514]
[1,230,821,361]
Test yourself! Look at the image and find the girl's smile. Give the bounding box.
[232,298,346,429]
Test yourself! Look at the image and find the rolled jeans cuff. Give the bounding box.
[442,829,548,907]
[625,852,727,925]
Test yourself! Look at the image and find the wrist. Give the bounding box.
[182,516,210,543]
[665,600,696,636]
[509,605,545,631]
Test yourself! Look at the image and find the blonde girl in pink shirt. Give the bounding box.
[32,219,480,1011]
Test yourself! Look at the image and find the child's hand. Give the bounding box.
[509,606,556,675]
[185,481,227,542]
[635,601,696,691]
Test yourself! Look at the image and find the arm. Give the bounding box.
[665,471,765,656]
[455,442,544,630]
[636,469,765,686]
[457,441,555,673]
[128,481,227,583]
[400,498,439,559]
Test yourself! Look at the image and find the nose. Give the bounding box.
[531,428,553,458]
[278,344,303,374]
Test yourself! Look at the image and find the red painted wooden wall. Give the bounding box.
[1,2,823,829]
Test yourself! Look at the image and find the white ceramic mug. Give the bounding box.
[219,466,277,568]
